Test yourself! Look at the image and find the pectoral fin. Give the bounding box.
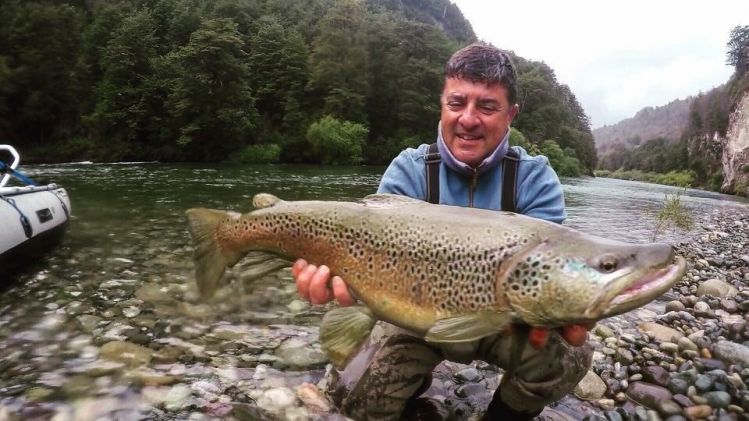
[319,306,377,368]
[425,311,512,343]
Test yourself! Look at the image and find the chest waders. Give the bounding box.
[424,143,520,212]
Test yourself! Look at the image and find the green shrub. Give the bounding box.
[594,170,612,177]
[509,128,540,155]
[539,139,584,177]
[231,143,281,164]
[306,115,368,165]
[646,189,694,242]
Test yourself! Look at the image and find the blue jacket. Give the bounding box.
[376,133,566,224]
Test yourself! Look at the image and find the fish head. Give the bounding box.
[502,233,686,326]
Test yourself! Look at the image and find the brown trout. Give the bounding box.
[186,193,686,366]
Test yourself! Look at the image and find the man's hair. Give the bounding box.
[445,42,517,105]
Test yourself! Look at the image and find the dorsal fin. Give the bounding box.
[360,193,422,209]
[252,193,282,209]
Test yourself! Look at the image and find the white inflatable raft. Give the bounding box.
[0,145,71,275]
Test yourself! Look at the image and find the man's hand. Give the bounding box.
[292,259,355,306]
[528,324,594,349]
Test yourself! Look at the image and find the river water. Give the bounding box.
[1,163,748,419]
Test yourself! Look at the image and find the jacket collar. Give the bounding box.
[436,122,510,176]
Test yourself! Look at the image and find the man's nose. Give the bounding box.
[458,105,480,129]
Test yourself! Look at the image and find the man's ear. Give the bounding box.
[509,104,520,121]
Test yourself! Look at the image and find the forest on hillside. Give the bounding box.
[593,97,692,154]
[596,25,749,191]
[0,0,595,174]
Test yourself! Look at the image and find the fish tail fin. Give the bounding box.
[320,306,377,368]
[185,208,244,299]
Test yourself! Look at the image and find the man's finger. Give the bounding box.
[529,327,550,350]
[292,259,307,278]
[308,265,332,304]
[296,263,316,301]
[562,324,589,347]
[332,276,355,306]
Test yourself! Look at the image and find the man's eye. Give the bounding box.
[480,106,498,113]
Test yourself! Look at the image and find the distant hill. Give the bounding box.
[593,97,693,153]
[365,0,475,44]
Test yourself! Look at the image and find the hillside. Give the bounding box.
[593,97,692,154]
[0,0,593,173]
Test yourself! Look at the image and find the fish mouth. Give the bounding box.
[586,256,687,318]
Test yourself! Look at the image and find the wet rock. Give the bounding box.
[695,374,714,392]
[713,341,749,367]
[135,283,173,303]
[703,391,732,409]
[25,387,54,401]
[82,360,125,377]
[683,405,712,419]
[677,337,698,353]
[574,371,607,400]
[455,383,485,398]
[126,368,177,386]
[694,301,715,318]
[672,394,693,407]
[62,375,94,398]
[720,299,738,313]
[641,366,671,388]
[296,383,331,412]
[626,382,673,410]
[257,387,297,414]
[455,367,482,383]
[660,343,679,354]
[100,341,153,367]
[165,384,192,411]
[665,301,686,312]
[638,323,683,343]
[595,325,615,339]
[656,400,682,417]
[76,315,102,333]
[696,279,737,298]
[275,337,327,368]
[286,300,309,313]
[616,348,634,365]
[667,378,689,395]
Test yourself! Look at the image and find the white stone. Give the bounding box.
[257,387,297,413]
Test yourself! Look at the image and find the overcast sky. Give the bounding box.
[451,0,749,129]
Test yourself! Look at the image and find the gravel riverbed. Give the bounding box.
[0,206,747,421]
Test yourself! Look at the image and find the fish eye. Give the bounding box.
[598,255,618,273]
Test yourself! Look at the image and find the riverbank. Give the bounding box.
[0,198,746,420]
[594,170,699,190]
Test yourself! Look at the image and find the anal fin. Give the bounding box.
[425,311,512,343]
[320,306,377,368]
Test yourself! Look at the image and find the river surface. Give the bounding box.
[1,163,748,419]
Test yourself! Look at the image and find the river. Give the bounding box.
[0,163,747,419]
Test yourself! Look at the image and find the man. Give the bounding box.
[293,42,593,420]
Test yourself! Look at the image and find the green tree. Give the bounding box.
[307,0,370,124]
[247,16,308,132]
[162,17,258,161]
[306,115,368,165]
[0,1,84,146]
[726,25,749,76]
[87,9,159,158]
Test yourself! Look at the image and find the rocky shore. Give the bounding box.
[0,206,747,420]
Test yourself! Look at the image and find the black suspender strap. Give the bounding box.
[501,149,519,213]
[424,142,519,212]
[425,143,441,204]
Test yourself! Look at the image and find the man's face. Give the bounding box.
[440,77,518,168]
